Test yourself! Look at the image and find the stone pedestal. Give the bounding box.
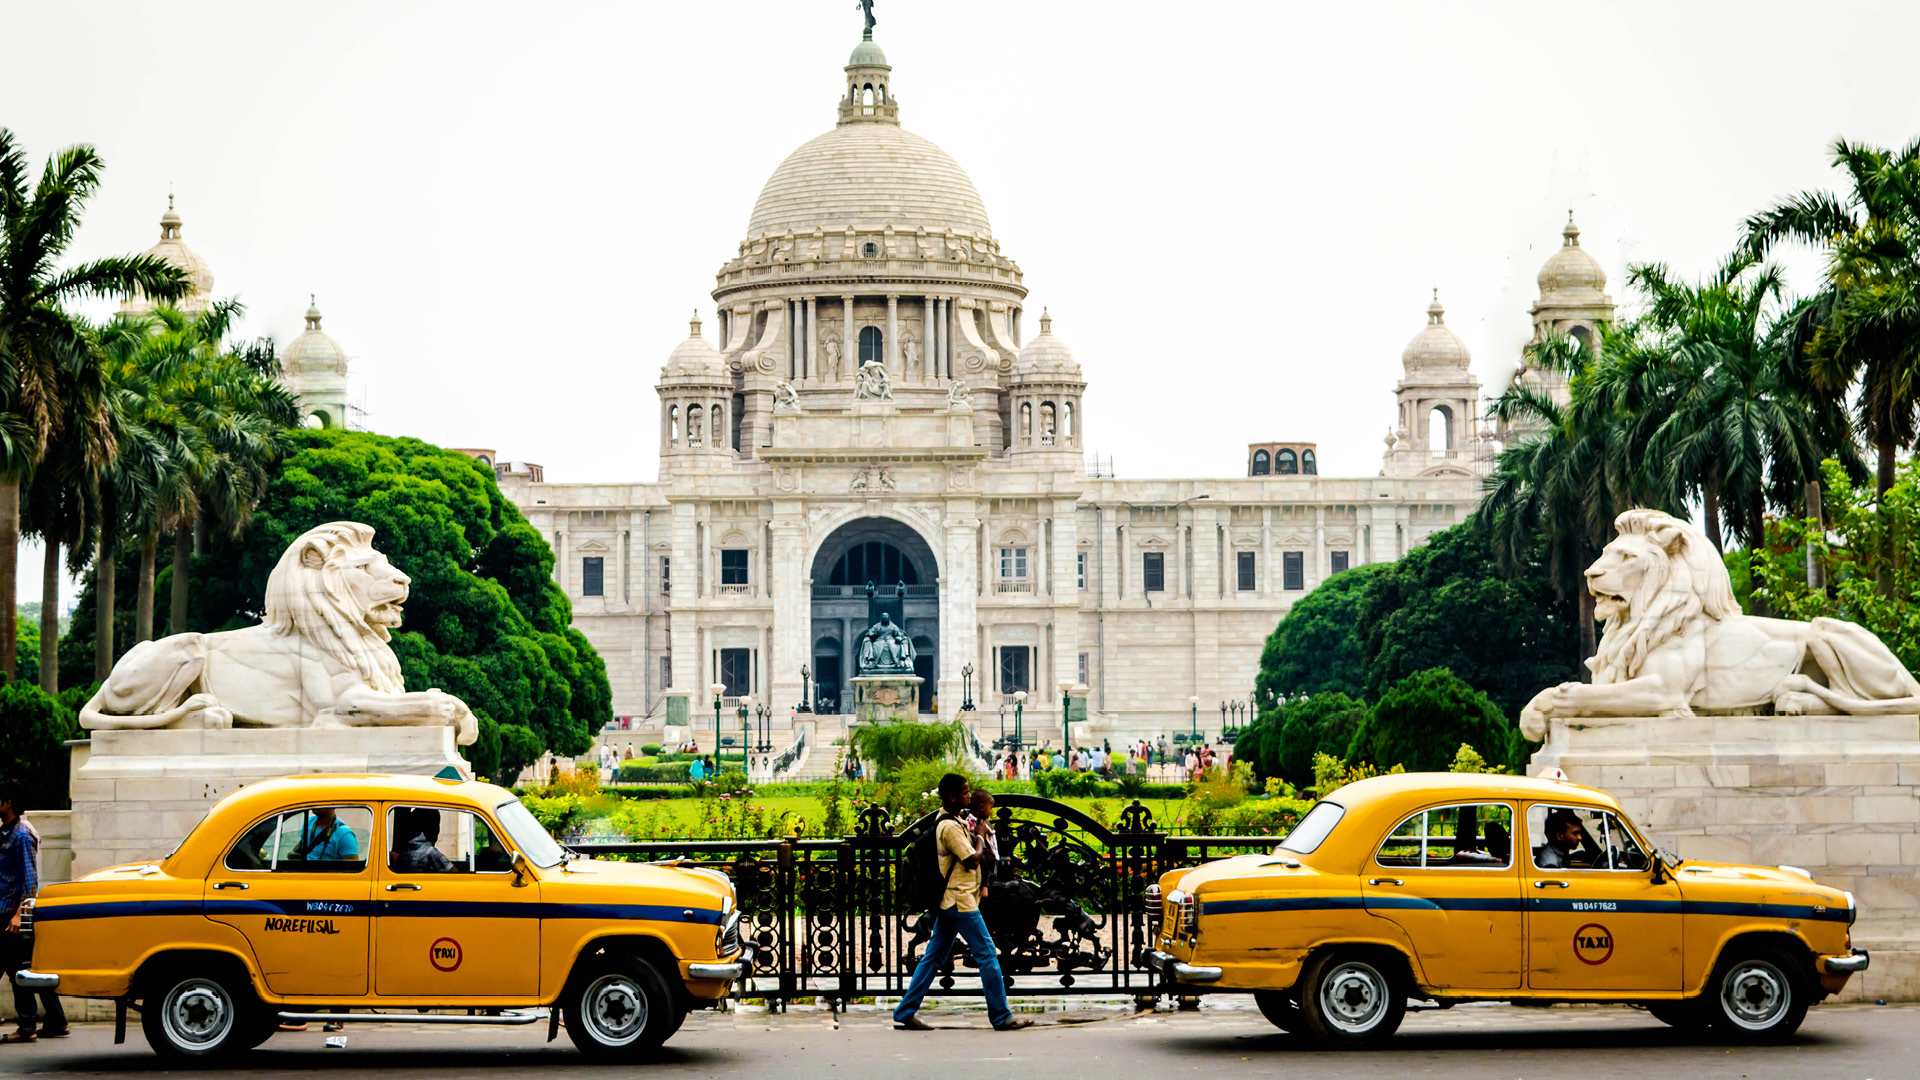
[851,674,922,724]
[1530,714,1920,1001]
[69,727,470,878]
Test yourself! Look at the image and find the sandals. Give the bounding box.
[0,1030,36,1044]
[37,1028,69,1039]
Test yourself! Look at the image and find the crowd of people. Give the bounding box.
[989,736,1226,783]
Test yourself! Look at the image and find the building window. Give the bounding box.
[1276,449,1298,474]
[1251,449,1270,475]
[668,405,679,444]
[719,648,751,697]
[1283,551,1305,591]
[582,557,604,597]
[1331,550,1350,574]
[1237,550,1256,592]
[720,548,750,586]
[1078,652,1090,685]
[686,404,704,448]
[1143,550,1165,593]
[999,546,1028,582]
[862,241,878,257]
[660,556,671,595]
[1302,449,1317,475]
[829,541,920,586]
[660,656,672,688]
[859,325,883,366]
[1076,551,1088,590]
[997,646,1031,695]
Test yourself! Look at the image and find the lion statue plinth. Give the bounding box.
[80,521,478,745]
[1519,508,1920,741]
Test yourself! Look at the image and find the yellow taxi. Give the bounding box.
[17,774,750,1060]
[1142,772,1867,1047]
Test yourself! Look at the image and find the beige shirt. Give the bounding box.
[937,816,980,913]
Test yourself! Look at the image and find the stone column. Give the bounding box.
[612,513,626,609]
[842,296,856,375]
[1313,506,1326,589]
[669,503,699,693]
[938,298,950,377]
[803,297,816,380]
[924,295,936,382]
[941,511,979,720]
[1261,507,1274,599]
[769,520,807,714]
[841,617,856,710]
[886,295,899,372]
[1051,497,1079,693]
[554,528,568,590]
[1174,518,1186,601]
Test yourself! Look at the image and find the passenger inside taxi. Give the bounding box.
[391,808,454,873]
[289,807,359,863]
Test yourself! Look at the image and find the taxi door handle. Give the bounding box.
[211,882,249,890]
[1533,880,1571,889]
[1367,878,1404,887]
[385,883,423,892]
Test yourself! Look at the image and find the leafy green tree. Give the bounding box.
[1355,521,1585,720]
[1348,668,1514,773]
[0,680,78,809]
[1253,563,1382,707]
[848,715,962,779]
[1237,691,1367,788]
[62,429,609,764]
[0,130,188,678]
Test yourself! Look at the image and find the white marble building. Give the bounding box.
[492,26,1613,742]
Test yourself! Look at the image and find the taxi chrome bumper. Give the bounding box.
[1139,948,1223,984]
[13,970,59,990]
[689,943,760,981]
[1823,950,1871,974]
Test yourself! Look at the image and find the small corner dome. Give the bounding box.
[282,301,346,377]
[1537,215,1607,298]
[1401,294,1470,370]
[848,38,889,67]
[1014,309,1080,378]
[663,313,726,380]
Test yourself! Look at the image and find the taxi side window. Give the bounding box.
[1528,804,1651,872]
[222,806,372,873]
[1375,803,1513,869]
[388,806,516,874]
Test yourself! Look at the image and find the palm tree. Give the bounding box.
[1743,137,1920,499]
[0,130,187,678]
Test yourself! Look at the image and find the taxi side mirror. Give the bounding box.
[1650,852,1668,886]
[511,850,530,887]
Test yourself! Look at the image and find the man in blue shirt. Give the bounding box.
[2,778,66,1043]
[291,807,359,863]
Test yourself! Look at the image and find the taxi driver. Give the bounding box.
[1535,808,1605,870]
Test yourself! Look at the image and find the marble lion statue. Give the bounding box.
[80,521,478,744]
[1519,508,1920,740]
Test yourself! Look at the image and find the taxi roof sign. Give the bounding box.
[433,765,463,783]
[1542,767,1570,782]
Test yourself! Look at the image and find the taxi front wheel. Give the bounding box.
[563,954,680,1059]
[139,967,262,1060]
[1707,945,1809,1043]
[1297,951,1406,1048]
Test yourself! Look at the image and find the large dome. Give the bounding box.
[747,123,991,237]
[1537,215,1607,300]
[122,201,213,316]
[1401,293,1470,370]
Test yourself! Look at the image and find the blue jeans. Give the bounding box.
[893,908,1012,1028]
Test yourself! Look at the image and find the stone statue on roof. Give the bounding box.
[857,0,876,34]
[855,360,893,400]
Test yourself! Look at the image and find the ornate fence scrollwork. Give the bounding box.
[568,795,1276,1005]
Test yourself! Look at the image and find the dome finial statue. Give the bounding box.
[857,0,876,36]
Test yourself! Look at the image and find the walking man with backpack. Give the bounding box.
[893,773,1031,1032]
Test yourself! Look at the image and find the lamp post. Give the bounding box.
[1059,680,1074,755]
[709,682,726,753]
[1188,694,1199,745]
[737,695,753,770]
[1219,700,1228,738]
[997,703,1008,746]
[798,664,812,713]
[1013,690,1027,749]
[961,663,975,712]
[755,704,772,753]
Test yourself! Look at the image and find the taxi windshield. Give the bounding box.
[495,798,566,869]
[1276,800,1345,855]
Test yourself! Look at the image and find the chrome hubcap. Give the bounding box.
[1320,961,1387,1032]
[163,979,233,1049]
[583,974,647,1046]
[1721,960,1789,1030]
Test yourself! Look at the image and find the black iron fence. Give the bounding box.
[569,794,1276,1005]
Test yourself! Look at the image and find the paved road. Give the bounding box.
[4,999,1916,1079]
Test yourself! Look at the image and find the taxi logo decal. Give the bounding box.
[430,937,463,972]
[1573,923,1614,965]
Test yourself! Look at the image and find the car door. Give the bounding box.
[374,804,538,999]
[206,805,375,997]
[1523,802,1682,992]
[1362,802,1524,990]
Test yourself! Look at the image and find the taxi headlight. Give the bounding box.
[1845,890,1857,926]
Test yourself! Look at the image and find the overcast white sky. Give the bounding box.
[6,0,1919,609]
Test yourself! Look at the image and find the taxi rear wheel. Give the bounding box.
[1707,945,1809,1043]
[1297,950,1406,1049]
[1253,990,1302,1032]
[563,954,679,1059]
[139,967,261,1060]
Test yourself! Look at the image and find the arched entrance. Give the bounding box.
[810,517,938,714]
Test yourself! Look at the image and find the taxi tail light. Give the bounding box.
[1179,893,1198,934]
[18,897,31,939]
[1144,885,1162,936]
